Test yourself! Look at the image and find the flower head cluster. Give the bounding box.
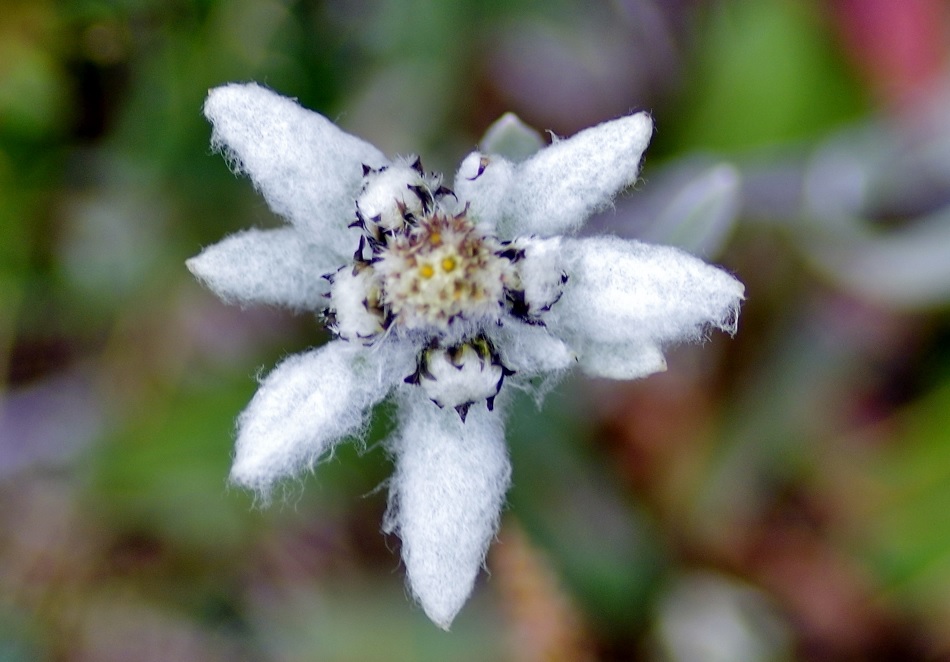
[188,83,744,629]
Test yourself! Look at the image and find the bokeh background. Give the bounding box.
[4,0,950,659]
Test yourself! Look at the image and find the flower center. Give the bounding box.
[323,156,567,419]
[374,212,510,330]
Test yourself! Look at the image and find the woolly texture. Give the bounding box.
[578,343,668,381]
[549,236,744,379]
[515,237,567,314]
[454,113,652,241]
[328,266,386,341]
[232,342,406,496]
[419,347,503,410]
[453,153,514,232]
[186,227,335,310]
[204,83,386,257]
[384,390,510,629]
[357,162,428,231]
[489,322,575,375]
[190,84,744,628]
[507,113,653,237]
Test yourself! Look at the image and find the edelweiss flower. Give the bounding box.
[188,83,744,629]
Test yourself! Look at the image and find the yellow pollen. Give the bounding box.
[419,263,435,279]
[428,232,442,246]
[441,256,457,273]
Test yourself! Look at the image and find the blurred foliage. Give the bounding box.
[857,384,950,609]
[668,0,865,153]
[3,0,950,660]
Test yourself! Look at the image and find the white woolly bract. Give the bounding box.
[357,162,427,232]
[328,266,384,341]
[384,391,510,629]
[506,113,653,237]
[549,236,744,380]
[514,236,567,314]
[232,341,407,497]
[419,346,503,410]
[578,342,668,380]
[456,112,653,240]
[489,322,575,376]
[204,83,385,258]
[186,227,334,310]
[453,153,513,233]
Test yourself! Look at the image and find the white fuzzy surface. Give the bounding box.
[384,390,510,629]
[453,153,514,231]
[204,83,386,258]
[232,341,408,497]
[357,163,426,231]
[187,227,335,310]
[576,342,667,380]
[419,348,502,410]
[549,236,744,379]
[502,112,653,238]
[452,113,652,240]
[489,322,575,376]
[328,266,384,341]
[516,236,567,313]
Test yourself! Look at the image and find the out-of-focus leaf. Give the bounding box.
[644,164,740,257]
[480,112,544,163]
[247,580,505,662]
[651,572,793,662]
[672,0,864,152]
[802,208,950,308]
[589,158,740,258]
[611,161,741,259]
[851,382,950,615]
[801,96,950,224]
[91,377,257,555]
[0,4,70,140]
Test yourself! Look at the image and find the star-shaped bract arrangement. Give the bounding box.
[188,83,744,628]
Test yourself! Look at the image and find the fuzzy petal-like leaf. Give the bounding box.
[384,391,511,629]
[204,83,387,258]
[232,341,408,497]
[187,227,338,310]
[503,112,653,237]
[549,236,744,379]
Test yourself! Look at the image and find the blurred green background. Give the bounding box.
[4,0,950,659]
